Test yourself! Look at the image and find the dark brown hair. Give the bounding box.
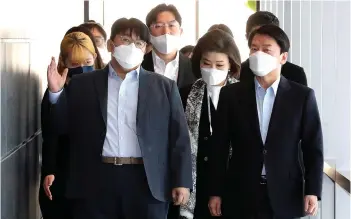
[79,21,107,40]
[246,11,279,36]
[146,4,182,27]
[208,24,233,37]
[191,29,241,79]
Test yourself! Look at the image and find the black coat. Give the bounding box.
[168,84,219,219]
[209,77,323,218]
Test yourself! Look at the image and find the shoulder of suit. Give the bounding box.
[241,59,250,67]
[222,80,246,93]
[284,77,312,94]
[69,69,106,86]
[284,61,304,71]
[143,69,174,85]
[179,52,192,67]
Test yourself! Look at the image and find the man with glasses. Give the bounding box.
[142,3,197,89]
[46,18,192,219]
[80,21,110,65]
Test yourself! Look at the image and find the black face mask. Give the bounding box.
[67,66,94,77]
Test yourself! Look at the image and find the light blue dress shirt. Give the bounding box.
[48,64,142,158]
[254,77,280,175]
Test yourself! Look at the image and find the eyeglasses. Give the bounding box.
[150,20,180,30]
[93,36,105,47]
[119,36,147,49]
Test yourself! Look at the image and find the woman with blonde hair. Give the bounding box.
[39,28,104,219]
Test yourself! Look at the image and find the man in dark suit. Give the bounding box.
[208,25,323,219]
[240,11,307,86]
[46,18,192,219]
[142,3,197,89]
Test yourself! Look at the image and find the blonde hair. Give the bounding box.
[58,32,96,72]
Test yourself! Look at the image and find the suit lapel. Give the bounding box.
[94,66,109,126]
[141,52,155,72]
[177,53,186,87]
[265,76,291,146]
[240,81,264,146]
[137,68,153,128]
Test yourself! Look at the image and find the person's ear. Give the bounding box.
[107,39,114,53]
[280,52,288,65]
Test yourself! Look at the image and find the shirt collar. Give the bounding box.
[254,76,281,95]
[108,62,140,80]
[152,50,180,67]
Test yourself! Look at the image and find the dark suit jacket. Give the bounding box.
[141,51,197,89]
[209,77,323,218]
[50,66,193,201]
[41,89,70,179]
[240,59,308,86]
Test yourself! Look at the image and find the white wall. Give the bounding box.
[261,0,351,218]
[198,0,254,61]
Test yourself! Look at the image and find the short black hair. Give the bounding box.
[246,11,279,36]
[248,24,290,53]
[80,21,107,40]
[180,45,194,55]
[192,29,241,79]
[110,18,150,44]
[208,24,233,37]
[146,4,182,27]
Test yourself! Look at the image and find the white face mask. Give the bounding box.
[150,34,180,54]
[200,68,228,86]
[98,47,110,65]
[113,44,144,70]
[249,51,278,77]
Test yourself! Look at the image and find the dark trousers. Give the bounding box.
[224,184,294,219]
[39,179,73,219]
[73,164,169,219]
[167,194,219,219]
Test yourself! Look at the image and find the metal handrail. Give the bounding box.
[323,162,350,195]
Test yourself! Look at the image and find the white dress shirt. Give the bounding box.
[255,77,280,175]
[48,64,142,158]
[152,50,179,81]
[207,85,223,110]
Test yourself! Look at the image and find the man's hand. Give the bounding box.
[304,195,318,216]
[208,196,222,216]
[43,175,55,200]
[172,187,190,205]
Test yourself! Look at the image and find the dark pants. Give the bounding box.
[39,177,73,219]
[224,184,294,219]
[73,164,169,219]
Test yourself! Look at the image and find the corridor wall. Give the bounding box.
[260,0,351,219]
[0,0,84,218]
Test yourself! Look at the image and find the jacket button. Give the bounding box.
[204,156,208,161]
[263,149,267,155]
[204,137,208,140]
